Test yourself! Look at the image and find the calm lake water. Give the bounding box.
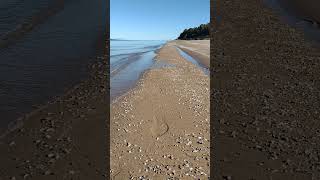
[0,0,106,133]
[110,40,165,101]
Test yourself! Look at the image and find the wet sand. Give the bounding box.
[0,49,108,179]
[278,0,320,23]
[110,42,210,179]
[0,0,107,133]
[172,40,210,68]
[213,0,320,179]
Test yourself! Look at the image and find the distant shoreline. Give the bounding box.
[110,40,210,104]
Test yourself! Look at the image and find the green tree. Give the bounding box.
[177,23,209,40]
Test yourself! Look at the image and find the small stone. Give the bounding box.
[46,128,55,132]
[47,153,55,158]
[55,153,60,159]
[231,131,237,138]
[23,174,29,179]
[9,141,16,146]
[63,148,70,154]
[223,175,232,180]
[48,159,56,164]
[197,140,203,144]
[44,170,51,175]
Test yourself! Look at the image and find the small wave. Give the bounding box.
[110,53,142,77]
[142,45,162,49]
[110,50,153,58]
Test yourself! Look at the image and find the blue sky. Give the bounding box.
[111,0,210,40]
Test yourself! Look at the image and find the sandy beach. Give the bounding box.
[212,0,320,179]
[110,41,210,179]
[172,40,210,68]
[0,48,108,179]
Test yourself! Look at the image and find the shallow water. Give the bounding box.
[0,0,55,37]
[110,40,165,101]
[176,47,209,76]
[0,0,106,132]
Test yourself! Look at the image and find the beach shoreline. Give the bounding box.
[0,34,108,138]
[0,41,108,179]
[111,40,209,104]
[110,40,166,102]
[173,40,210,68]
[110,41,210,179]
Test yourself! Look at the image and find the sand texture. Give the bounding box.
[212,0,320,179]
[0,52,108,179]
[172,40,210,68]
[279,0,320,23]
[110,42,210,179]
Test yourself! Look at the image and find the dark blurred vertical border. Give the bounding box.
[0,0,110,179]
[106,0,110,178]
[210,0,218,179]
[210,0,318,179]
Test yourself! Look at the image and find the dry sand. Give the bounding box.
[110,42,210,179]
[212,0,320,179]
[0,50,108,179]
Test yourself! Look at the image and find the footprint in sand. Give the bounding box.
[150,115,169,138]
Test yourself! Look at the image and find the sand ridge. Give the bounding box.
[172,40,210,68]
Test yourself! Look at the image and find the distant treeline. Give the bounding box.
[177,23,209,40]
